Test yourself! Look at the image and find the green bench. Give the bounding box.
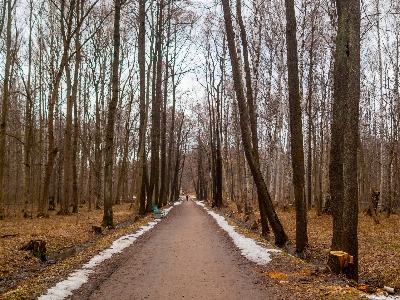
[153,205,166,219]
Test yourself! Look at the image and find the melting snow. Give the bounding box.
[363,295,400,300]
[39,204,176,300]
[196,201,280,265]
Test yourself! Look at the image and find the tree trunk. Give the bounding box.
[285,0,308,252]
[221,0,287,245]
[103,0,122,227]
[215,86,223,207]
[23,0,34,219]
[148,0,163,211]
[71,0,82,213]
[62,63,73,215]
[0,0,13,220]
[328,0,361,281]
[166,51,177,204]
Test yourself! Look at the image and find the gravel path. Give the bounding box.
[70,200,270,299]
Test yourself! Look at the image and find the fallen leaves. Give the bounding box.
[0,203,142,298]
[219,200,400,293]
[268,272,288,279]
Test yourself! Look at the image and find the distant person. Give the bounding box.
[186,195,189,201]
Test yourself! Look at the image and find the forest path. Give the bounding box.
[69,200,272,300]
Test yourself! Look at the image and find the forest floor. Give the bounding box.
[220,201,400,292]
[0,200,398,299]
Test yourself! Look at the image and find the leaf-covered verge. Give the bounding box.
[218,200,400,297]
[0,203,152,299]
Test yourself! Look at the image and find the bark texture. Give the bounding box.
[284,0,308,253]
[103,0,122,227]
[328,0,361,281]
[136,0,146,215]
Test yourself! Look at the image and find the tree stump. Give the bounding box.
[327,250,353,275]
[20,239,47,261]
[92,225,102,234]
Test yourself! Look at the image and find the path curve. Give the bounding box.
[70,200,270,299]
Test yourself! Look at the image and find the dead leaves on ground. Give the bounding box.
[0,203,144,298]
[220,201,400,295]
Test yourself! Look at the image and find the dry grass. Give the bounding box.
[221,201,400,290]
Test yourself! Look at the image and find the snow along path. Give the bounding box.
[364,294,400,299]
[38,204,178,300]
[59,199,280,299]
[195,201,280,264]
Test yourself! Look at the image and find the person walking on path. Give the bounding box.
[186,194,189,201]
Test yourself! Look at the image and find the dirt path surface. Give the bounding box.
[69,200,271,299]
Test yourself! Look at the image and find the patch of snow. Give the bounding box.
[39,270,92,300]
[164,206,175,213]
[83,221,157,269]
[196,201,280,265]
[363,294,400,300]
[39,215,168,299]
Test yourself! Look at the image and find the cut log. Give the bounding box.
[383,286,395,294]
[327,250,354,275]
[20,239,47,261]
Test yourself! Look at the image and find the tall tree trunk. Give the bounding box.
[23,0,34,218]
[376,0,385,207]
[96,56,107,210]
[0,0,13,220]
[72,68,79,213]
[166,46,177,204]
[285,0,308,252]
[136,0,147,215]
[389,30,400,218]
[71,0,82,213]
[328,0,361,281]
[147,0,163,211]
[221,0,287,245]
[215,85,223,207]
[159,1,172,207]
[236,0,265,228]
[306,45,314,210]
[62,63,73,215]
[103,0,122,227]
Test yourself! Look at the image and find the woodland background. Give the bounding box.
[0,0,399,218]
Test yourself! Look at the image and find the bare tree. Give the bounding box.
[136,0,147,215]
[0,0,14,220]
[221,0,287,245]
[103,0,123,227]
[284,0,308,253]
